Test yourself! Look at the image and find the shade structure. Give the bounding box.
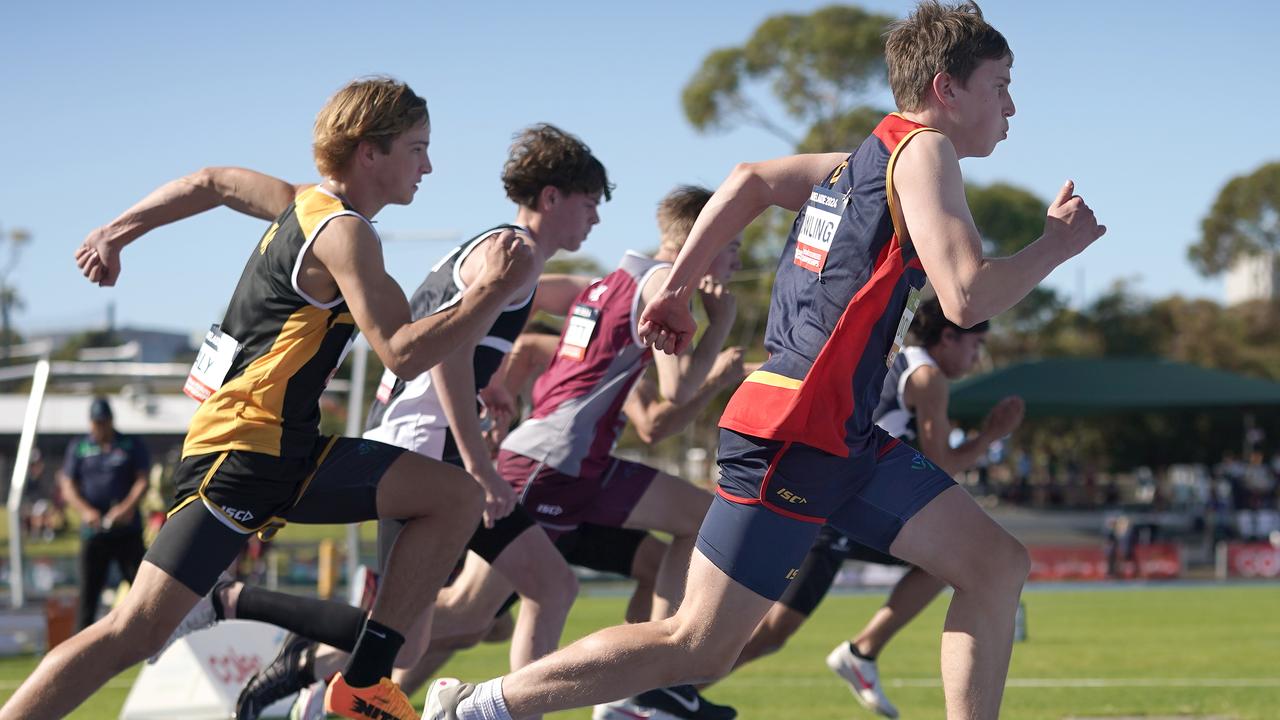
[948,357,1280,420]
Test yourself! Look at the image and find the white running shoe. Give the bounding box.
[425,677,473,720]
[289,679,327,720]
[593,698,658,719]
[826,642,899,719]
[147,591,218,664]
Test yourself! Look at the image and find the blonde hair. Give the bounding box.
[313,76,428,177]
[885,1,1010,112]
[656,185,713,252]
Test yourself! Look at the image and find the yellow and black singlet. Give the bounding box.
[183,186,365,459]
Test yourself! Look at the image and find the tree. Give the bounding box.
[681,5,896,150]
[1188,161,1280,275]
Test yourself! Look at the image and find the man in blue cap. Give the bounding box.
[57,397,152,629]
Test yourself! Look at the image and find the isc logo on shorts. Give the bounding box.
[775,488,808,504]
[221,506,255,524]
[536,504,564,517]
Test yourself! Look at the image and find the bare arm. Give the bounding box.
[75,167,306,286]
[639,153,848,354]
[907,367,1022,476]
[895,133,1105,327]
[624,347,745,444]
[643,268,737,404]
[495,333,560,399]
[431,348,517,528]
[313,219,532,379]
[532,274,595,316]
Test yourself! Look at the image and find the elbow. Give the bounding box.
[936,288,984,329]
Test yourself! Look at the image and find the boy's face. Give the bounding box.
[949,55,1015,158]
[936,328,987,379]
[707,235,743,283]
[542,190,601,252]
[373,119,432,205]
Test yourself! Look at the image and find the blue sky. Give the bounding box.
[2,0,1277,337]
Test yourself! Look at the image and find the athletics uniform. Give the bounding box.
[779,346,939,615]
[365,226,538,567]
[150,186,406,596]
[699,114,956,600]
[497,251,671,537]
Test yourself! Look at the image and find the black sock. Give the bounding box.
[343,619,405,688]
[235,586,366,652]
[849,641,876,661]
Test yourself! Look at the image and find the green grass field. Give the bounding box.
[1,584,1276,719]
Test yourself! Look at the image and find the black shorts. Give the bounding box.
[777,525,909,616]
[555,523,650,577]
[147,436,405,595]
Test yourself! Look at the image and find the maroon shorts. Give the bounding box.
[497,449,658,535]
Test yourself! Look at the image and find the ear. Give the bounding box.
[930,72,958,109]
[538,185,560,212]
[355,139,380,169]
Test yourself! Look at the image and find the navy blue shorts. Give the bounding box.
[696,427,954,600]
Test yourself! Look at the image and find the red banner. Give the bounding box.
[1224,542,1280,578]
[1027,546,1107,581]
[1026,543,1182,581]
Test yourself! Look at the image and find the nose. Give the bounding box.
[1005,94,1016,118]
[423,153,433,176]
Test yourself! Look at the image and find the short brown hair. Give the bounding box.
[501,124,613,209]
[313,76,429,177]
[656,185,713,252]
[885,1,1010,112]
[912,297,988,346]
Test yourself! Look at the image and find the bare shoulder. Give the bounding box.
[894,131,959,181]
[638,265,672,304]
[311,215,380,264]
[905,363,948,409]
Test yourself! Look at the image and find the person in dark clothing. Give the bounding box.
[58,398,151,629]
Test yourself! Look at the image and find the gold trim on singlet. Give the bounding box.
[743,370,804,390]
[884,126,944,246]
[184,304,339,457]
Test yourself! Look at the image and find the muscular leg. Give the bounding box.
[498,551,773,717]
[623,472,712,620]
[625,534,665,624]
[489,527,578,670]
[367,452,482,641]
[888,486,1030,720]
[852,565,947,658]
[733,603,808,670]
[0,562,201,718]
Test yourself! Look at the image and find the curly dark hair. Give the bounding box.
[501,124,614,209]
[911,296,989,347]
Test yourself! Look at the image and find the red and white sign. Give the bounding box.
[1027,545,1108,581]
[1222,542,1280,578]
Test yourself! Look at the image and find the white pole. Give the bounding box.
[7,358,50,608]
[343,341,369,592]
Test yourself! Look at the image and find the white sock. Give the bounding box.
[456,677,512,720]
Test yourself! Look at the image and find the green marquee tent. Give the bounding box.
[948,357,1280,420]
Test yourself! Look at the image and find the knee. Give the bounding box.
[961,534,1029,595]
[102,606,170,662]
[666,618,741,683]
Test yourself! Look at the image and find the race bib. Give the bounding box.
[184,325,242,402]
[560,304,600,361]
[375,367,397,404]
[793,186,847,273]
[886,288,923,367]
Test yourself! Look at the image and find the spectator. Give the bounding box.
[57,398,151,629]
